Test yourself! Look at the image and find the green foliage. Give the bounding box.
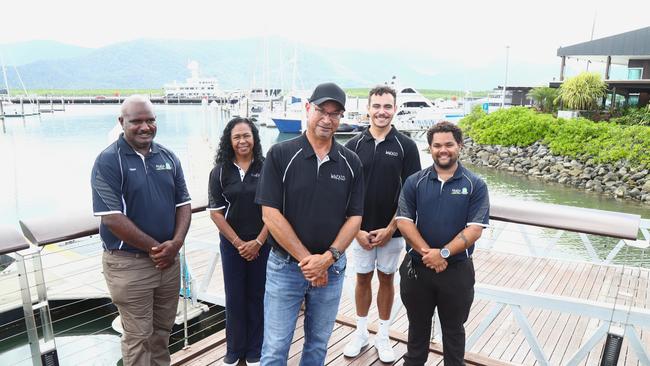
[465,107,650,167]
[458,105,486,134]
[610,108,650,126]
[466,107,552,146]
[556,72,607,111]
[527,87,558,113]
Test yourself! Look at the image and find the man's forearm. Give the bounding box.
[171,204,192,249]
[262,206,311,261]
[396,219,430,256]
[331,216,362,252]
[102,214,159,252]
[444,225,483,256]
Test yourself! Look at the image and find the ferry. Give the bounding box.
[164,61,224,99]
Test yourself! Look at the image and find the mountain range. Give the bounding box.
[0,38,558,91]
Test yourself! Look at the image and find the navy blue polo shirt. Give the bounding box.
[91,134,191,253]
[345,126,421,234]
[208,159,265,241]
[255,134,364,255]
[396,163,489,263]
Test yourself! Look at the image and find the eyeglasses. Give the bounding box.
[313,105,343,121]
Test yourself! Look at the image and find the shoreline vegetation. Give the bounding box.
[459,107,650,203]
[9,88,489,99]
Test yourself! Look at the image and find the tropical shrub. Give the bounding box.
[527,87,558,113]
[556,72,607,111]
[458,105,486,135]
[610,107,650,126]
[464,107,650,168]
[468,107,552,146]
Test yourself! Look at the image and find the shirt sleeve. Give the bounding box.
[402,139,422,184]
[207,165,227,211]
[345,154,364,217]
[172,153,192,207]
[396,174,418,222]
[255,144,284,210]
[467,178,490,227]
[91,154,124,216]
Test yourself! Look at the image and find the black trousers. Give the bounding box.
[399,255,475,366]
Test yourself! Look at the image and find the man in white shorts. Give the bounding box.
[343,86,421,362]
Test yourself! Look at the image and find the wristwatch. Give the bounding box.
[328,247,342,262]
[440,247,451,259]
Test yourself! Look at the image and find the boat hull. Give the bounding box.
[272,118,302,133]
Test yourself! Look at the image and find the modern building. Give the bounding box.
[550,26,650,107]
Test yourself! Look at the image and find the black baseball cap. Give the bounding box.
[308,82,346,111]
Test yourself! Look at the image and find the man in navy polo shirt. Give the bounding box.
[396,121,489,366]
[343,85,420,362]
[256,82,364,365]
[91,95,191,366]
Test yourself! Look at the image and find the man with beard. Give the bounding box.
[343,86,420,362]
[91,95,191,366]
[396,121,489,365]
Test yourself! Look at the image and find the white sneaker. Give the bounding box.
[343,330,369,357]
[375,336,395,363]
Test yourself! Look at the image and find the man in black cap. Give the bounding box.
[256,82,364,365]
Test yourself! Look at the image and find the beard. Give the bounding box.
[434,154,458,170]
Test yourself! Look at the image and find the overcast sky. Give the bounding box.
[3,0,650,74]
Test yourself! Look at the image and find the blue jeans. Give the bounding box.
[261,249,346,366]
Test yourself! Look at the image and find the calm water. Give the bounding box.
[1,104,649,364]
[2,104,649,229]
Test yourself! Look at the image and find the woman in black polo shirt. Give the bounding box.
[208,117,268,366]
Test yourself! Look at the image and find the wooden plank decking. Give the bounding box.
[172,213,650,365]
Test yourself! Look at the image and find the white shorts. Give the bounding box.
[351,237,405,274]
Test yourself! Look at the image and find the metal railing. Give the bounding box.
[1,198,648,365]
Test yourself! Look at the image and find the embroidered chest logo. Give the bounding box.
[385,150,399,157]
[155,162,172,171]
[330,173,346,182]
[251,173,261,178]
[451,187,469,195]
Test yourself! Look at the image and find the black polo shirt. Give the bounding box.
[345,126,421,234]
[255,134,364,255]
[396,163,489,263]
[91,134,191,253]
[208,159,264,241]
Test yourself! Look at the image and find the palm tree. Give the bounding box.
[527,87,558,113]
[555,72,607,111]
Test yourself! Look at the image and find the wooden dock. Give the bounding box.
[169,213,650,366]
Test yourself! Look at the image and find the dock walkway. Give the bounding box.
[171,213,650,365]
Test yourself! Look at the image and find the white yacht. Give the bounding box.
[391,86,464,133]
[164,61,224,99]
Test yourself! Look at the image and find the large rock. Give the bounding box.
[614,186,627,198]
[643,180,650,193]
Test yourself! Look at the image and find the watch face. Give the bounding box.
[440,248,450,258]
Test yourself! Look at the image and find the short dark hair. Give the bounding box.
[368,85,396,104]
[426,121,463,145]
[215,117,263,165]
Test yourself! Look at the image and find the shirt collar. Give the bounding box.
[299,133,340,162]
[428,162,465,181]
[118,133,159,155]
[361,125,397,142]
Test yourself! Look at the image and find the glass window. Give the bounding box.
[628,68,643,80]
[629,94,640,107]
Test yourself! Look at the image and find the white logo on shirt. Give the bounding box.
[451,187,469,195]
[251,173,260,178]
[385,150,398,157]
[129,168,137,171]
[330,174,346,181]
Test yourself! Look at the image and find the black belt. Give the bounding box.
[106,250,149,258]
[272,245,299,263]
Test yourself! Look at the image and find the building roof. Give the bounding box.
[557,26,650,65]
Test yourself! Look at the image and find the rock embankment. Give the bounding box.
[461,139,650,203]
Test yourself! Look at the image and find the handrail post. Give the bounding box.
[181,244,189,349]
